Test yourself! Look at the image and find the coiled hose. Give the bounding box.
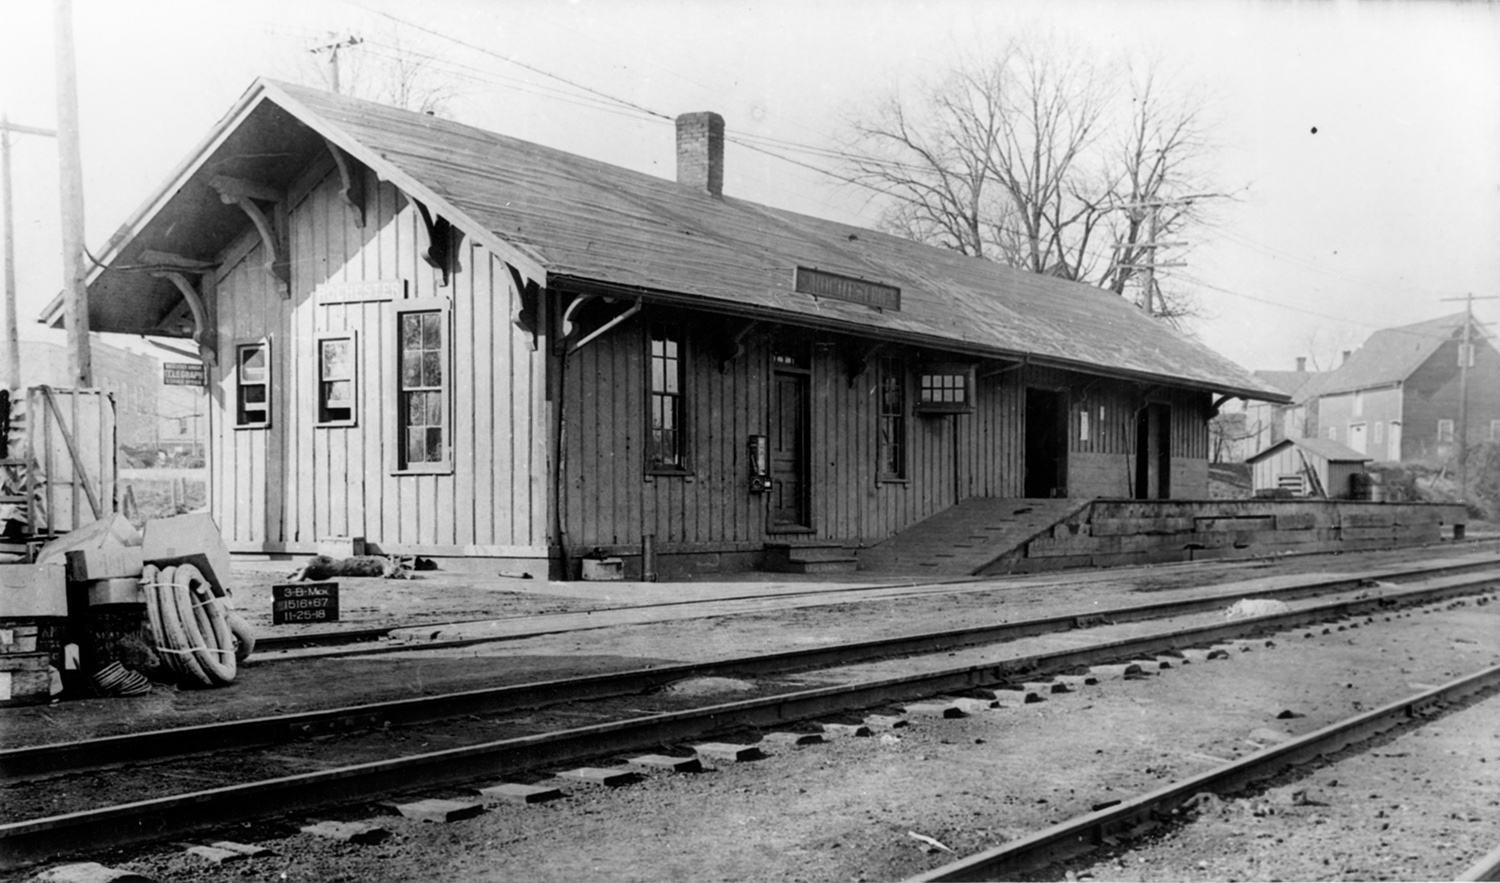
[143,563,250,687]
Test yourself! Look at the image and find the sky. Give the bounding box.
[0,0,1497,378]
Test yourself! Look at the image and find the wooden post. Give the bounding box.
[0,117,56,395]
[54,0,91,387]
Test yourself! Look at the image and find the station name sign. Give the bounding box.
[272,581,340,624]
[162,362,207,387]
[793,267,900,312]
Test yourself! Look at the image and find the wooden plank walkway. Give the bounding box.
[857,497,1087,576]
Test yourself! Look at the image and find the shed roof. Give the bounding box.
[1247,436,1372,464]
[1315,313,1480,397]
[54,79,1285,402]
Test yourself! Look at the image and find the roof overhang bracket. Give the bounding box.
[507,265,541,352]
[556,293,597,355]
[719,320,760,375]
[150,269,217,367]
[416,200,464,287]
[571,300,641,355]
[980,356,1028,378]
[211,175,289,298]
[323,138,365,228]
[846,341,886,388]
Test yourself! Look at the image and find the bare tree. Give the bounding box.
[846,39,1223,320]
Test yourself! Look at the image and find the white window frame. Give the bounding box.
[391,299,453,475]
[234,340,271,430]
[316,331,359,428]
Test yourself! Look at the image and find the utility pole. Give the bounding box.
[311,35,362,94]
[1440,292,1498,499]
[1113,198,1189,318]
[1,117,56,395]
[54,0,91,386]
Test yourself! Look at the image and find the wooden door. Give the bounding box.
[1135,403,1171,500]
[770,371,810,529]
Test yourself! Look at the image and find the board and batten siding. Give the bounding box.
[207,166,547,561]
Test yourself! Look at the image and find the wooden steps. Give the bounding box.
[763,542,859,575]
[857,498,1087,576]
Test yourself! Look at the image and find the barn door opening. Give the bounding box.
[1135,402,1171,499]
[1024,388,1068,498]
[769,369,810,530]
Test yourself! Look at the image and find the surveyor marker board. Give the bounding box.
[272,582,340,624]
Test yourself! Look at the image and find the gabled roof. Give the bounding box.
[1252,369,1328,404]
[1247,436,1371,464]
[53,79,1286,402]
[1315,313,1479,397]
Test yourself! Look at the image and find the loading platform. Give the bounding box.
[857,497,1470,577]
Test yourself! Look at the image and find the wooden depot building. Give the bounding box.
[47,80,1289,578]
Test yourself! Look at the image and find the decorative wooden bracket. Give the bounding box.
[556,293,597,355]
[719,321,759,374]
[416,201,465,287]
[151,270,217,367]
[211,175,288,298]
[507,265,541,351]
[324,138,365,228]
[845,341,886,388]
[1208,393,1235,419]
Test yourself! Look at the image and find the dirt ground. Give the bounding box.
[41,588,1500,883]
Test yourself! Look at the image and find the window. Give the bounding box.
[1374,421,1384,444]
[1326,425,1337,441]
[1438,419,1455,444]
[916,363,975,414]
[235,342,270,428]
[1352,391,1363,417]
[648,323,686,470]
[397,307,449,471]
[877,357,906,480]
[317,333,357,426]
[1491,420,1500,442]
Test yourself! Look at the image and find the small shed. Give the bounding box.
[1247,438,1371,499]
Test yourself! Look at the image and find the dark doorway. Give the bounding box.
[1024,388,1068,498]
[1134,403,1172,499]
[770,370,811,529]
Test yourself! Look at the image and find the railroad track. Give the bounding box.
[3,567,1498,873]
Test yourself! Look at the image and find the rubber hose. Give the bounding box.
[227,613,255,662]
[146,565,186,680]
[141,564,169,676]
[176,564,236,684]
[155,566,212,686]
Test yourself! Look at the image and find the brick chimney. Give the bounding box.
[676,112,724,197]
[1295,356,1306,373]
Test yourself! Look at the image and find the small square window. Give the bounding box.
[915,363,975,414]
[317,333,357,426]
[236,342,270,429]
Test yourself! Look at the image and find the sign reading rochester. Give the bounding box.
[272,581,340,624]
[794,267,900,312]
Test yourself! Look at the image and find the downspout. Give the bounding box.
[552,303,571,581]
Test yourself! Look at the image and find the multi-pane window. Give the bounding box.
[1438,419,1455,444]
[236,342,270,428]
[915,363,975,414]
[318,333,357,426]
[877,357,906,480]
[398,309,447,469]
[1490,420,1500,442]
[648,323,685,470]
[1374,421,1385,444]
[1352,391,1364,417]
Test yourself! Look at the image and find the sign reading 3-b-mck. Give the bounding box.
[272,582,340,624]
[794,267,900,312]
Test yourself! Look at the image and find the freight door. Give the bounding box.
[770,371,810,530]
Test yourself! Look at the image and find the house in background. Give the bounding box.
[17,337,160,455]
[1238,357,1328,456]
[1312,313,1499,464]
[45,79,1285,577]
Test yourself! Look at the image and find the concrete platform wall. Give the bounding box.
[982,499,1469,574]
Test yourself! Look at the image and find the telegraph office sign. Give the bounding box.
[163,362,207,387]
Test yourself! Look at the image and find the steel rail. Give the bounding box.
[1,581,1494,869]
[4,567,1497,783]
[908,664,1500,882]
[253,555,1500,657]
[1460,843,1500,882]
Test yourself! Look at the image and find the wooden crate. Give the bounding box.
[0,624,37,653]
[0,651,51,706]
